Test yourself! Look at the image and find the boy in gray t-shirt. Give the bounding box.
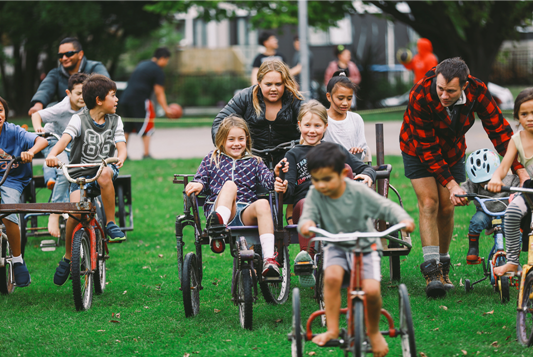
[298,142,414,354]
[31,73,88,238]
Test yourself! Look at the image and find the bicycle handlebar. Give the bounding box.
[251,140,298,155]
[60,157,119,184]
[36,132,71,153]
[454,192,508,216]
[0,156,22,186]
[500,186,533,193]
[309,223,407,244]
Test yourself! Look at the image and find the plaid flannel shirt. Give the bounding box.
[400,68,523,187]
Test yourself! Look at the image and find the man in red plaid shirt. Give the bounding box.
[400,57,528,298]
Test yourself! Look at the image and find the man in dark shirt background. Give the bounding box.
[119,47,173,159]
[250,31,286,85]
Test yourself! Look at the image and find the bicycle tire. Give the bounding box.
[291,288,304,357]
[117,185,126,228]
[498,276,510,304]
[315,253,326,327]
[182,252,200,318]
[258,244,290,305]
[0,235,14,295]
[238,268,254,330]
[93,227,106,295]
[399,284,417,356]
[71,230,94,311]
[516,270,533,346]
[353,299,366,357]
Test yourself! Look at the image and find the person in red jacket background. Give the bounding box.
[400,38,438,84]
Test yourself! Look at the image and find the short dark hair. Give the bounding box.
[327,70,358,95]
[307,142,346,175]
[293,35,299,41]
[60,37,83,51]
[514,87,533,121]
[68,73,89,91]
[82,74,117,110]
[153,47,171,59]
[258,31,275,46]
[435,57,470,87]
[0,96,9,119]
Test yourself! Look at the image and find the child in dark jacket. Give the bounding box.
[186,115,288,278]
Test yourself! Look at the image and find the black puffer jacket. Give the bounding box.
[212,85,302,155]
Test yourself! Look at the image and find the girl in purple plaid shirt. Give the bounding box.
[185,115,288,277]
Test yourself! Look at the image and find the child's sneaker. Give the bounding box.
[262,255,281,278]
[206,211,224,229]
[294,250,316,288]
[47,179,56,190]
[13,261,31,287]
[106,222,126,242]
[53,257,71,286]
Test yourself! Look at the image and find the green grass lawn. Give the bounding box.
[0,156,531,356]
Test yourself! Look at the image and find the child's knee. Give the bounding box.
[363,280,381,302]
[97,167,114,186]
[255,199,271,215]
[324,269,343,288]
[222,180,238,192]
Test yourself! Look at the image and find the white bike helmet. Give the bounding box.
[466,149,500,183]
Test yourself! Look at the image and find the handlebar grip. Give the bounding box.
[104,157,119,165]
[14,156,22,163]
[278,161,286,181]
[501,186,511,192]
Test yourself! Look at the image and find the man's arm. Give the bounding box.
[154,84,171,117]
[29,69,59,115]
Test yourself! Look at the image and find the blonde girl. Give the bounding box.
[186,115,288,277]
[488,88,533,276]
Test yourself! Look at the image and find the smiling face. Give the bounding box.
[99,90,118,114]
[310,166,347,199]
[67,83,85,111]
[224,127,247,159]
[518,99,533,132]
[259,71,285,104]
[58,42,83,71]
[327,85,353,117]
[298,112,327,146]
[436,74,467,107]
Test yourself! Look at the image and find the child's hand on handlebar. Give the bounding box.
[115,157,125,169]
[349,147,364,155]
[354,174,373,187]
[400,219,415,234]
[185,182,203,196]
[46,155,59,168]
[20,151,34,164]
[300,220,316,237]
[486,177,503,193]
[274,177,288,193]
[34,126,45,133]
[274,158,289,177]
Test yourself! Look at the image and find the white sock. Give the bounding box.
[12,255,23,264]
[440,252,450,260]
[215,206,231,225]
[260,233,275,259]
[422,246,440,263]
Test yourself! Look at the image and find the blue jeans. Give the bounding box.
[469,209,492,234]
[42,137,71,203]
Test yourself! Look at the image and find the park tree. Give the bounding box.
[0,1,162,115]
[147,0,533,83]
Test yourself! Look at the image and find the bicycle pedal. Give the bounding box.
[108,238,126,244]
[294,261,314,275]
[40,239,58,251]
[263,276,282,282]
[467,258,482,265]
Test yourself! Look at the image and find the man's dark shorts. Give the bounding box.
[119,99,155,136]
[402,152,466,183]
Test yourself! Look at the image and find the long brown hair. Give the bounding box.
[252,59,303,116]
[211,114,258,166]
[514,88,533,121]
[297,100,328,144]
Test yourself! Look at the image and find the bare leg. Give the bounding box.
[241,199,273,235]
[363,279,388,357]
[48,214,60,238]
[3,219,21,257]
[411,177,440,247]
[312,265,344,346]
[142,135,151,157]
[65,190,81,260]
[436,183,455,253]
[98,167,116,225]
[213,181,238,220]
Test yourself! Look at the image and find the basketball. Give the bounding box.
[168,103,183,119]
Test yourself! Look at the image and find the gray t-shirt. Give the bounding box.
[64,108,126,179]
[38,96,84,135]
[298,179,412,253]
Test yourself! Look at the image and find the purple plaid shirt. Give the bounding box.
[193,151,275,217]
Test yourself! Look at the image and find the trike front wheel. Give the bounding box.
[517,270,533,346]
[399,284,417,356]
[352,299,366,357]
[71,230,94,311]
[238,268,254,330]
[182,252,200,317]
[290,288,304,357]
[0,234,14,295]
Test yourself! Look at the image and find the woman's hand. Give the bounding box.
[349,147,364,155]
[354,174,373,187]
[185,182,203,197]
[274,158,289,177]
[274,177,288,193]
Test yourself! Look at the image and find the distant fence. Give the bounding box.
[490,49,533,86]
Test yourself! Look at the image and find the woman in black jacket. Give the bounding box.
[212,60,304,165]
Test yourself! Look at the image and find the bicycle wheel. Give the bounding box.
[258,244,290,305]
[291,288,304,357]
[498,276,510,304]
[352,299,366,357]
[238,268,254,330]
[398,284,417,356]
[93,227,106,295]
[517,271,533,346]
[71,230,94,311]
[0,235,14,295]
[182,252,200,317]
[315,253,326,327]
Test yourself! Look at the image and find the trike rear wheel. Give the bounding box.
[516,270,533,346]
[399,284,417,356]
[0,234,14,295]
[290,288,304,357]
[238,268,254,330]
[258,244,290,305]
[182,252,200,317]
[71,230,94,311]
